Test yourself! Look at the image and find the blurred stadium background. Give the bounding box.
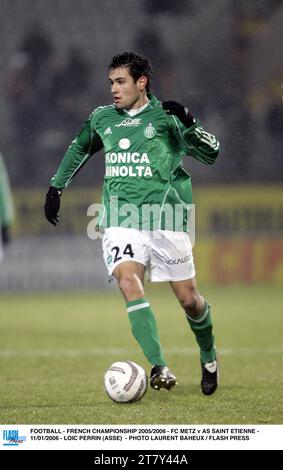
[0,0,282,424]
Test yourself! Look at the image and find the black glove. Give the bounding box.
[1,225,10,245]
[162,100,195,128]
[44,186,62,226]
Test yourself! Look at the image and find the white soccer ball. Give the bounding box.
[104,360,148,403]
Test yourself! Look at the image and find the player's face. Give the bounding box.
[109,67,147,110]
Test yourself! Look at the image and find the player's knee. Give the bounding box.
[118,274,144,301]
[180,294,202,318]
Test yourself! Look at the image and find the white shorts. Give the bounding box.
[102,227,196,282]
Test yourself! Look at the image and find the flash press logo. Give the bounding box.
[3,429,26,446]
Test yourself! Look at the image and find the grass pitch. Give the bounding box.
[0,284,282,424]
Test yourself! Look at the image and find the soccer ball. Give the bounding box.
[104,360,148,403]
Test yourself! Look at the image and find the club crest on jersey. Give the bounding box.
[115,118,141,127]
[144,123,156,139]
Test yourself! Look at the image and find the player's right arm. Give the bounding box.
[51,113,103,189]
[44,113,103,226]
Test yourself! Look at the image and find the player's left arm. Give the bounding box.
[163,100,220,164]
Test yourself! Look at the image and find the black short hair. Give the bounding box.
[108,51,153,91]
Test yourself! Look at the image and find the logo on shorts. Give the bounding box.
[106,255,113,265]
[144,123,156,139]
[165,256,190,265]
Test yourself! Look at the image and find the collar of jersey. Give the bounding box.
[118,93,160,116]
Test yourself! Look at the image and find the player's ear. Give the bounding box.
[137,75,148,91]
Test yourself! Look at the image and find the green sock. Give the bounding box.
[185,301,216,364]
[127,298,166,366]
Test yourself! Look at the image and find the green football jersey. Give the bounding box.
[51,94,219,230]
[0,152,14,228]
